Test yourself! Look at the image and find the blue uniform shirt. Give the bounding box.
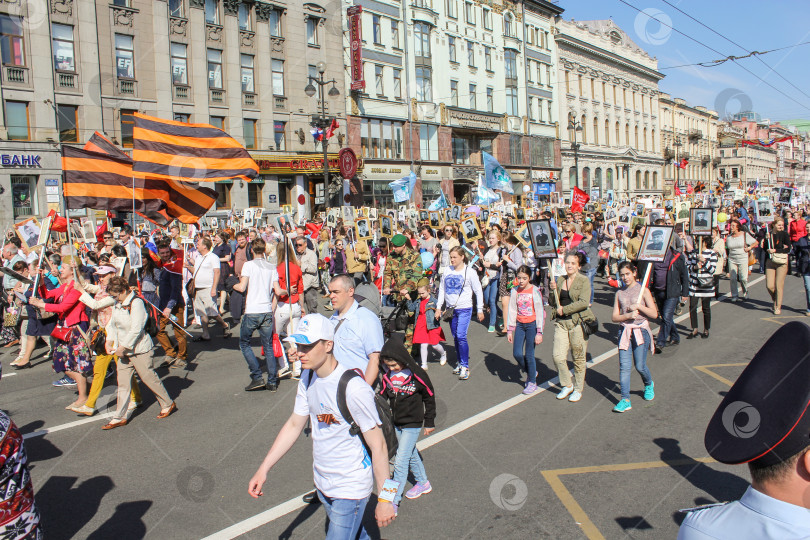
[329,300,384,374]
[678,485,810,539]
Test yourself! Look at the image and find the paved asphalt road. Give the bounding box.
[5,270,806,539]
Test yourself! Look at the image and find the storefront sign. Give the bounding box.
[338,148,359,179]
[347,6,365,90]
[531,170,557,181]
[1,154,41,167]
[253,153,364,176]
[448,110,501,130]
[533,182,556,195]
[45,178,59,186]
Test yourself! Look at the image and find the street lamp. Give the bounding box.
[674,136,683,192]
[306,62,341,208]
[568,118,583,193]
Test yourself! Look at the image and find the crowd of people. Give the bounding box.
[1,194,810,537]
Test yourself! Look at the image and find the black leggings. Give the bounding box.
[689,296,711,331]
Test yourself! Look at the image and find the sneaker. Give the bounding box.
[568,390,582,402]
[439,354,447,366]
[613,399,632,413]
[245,379,265,392]
[451,365,461,375]
[458,367,469,380]
[170,359,188,370]
[392,503,398,516]
[405,481,433,500]
[266,381,278,392]
[522,382,538,395]
[52,376,76,388]
[556,386,574,400]
[643,382,655,401]
[488,326,495,333]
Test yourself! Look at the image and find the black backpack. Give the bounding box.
[307,369,399,459]
[137,297,159,338]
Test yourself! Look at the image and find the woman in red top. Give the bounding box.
[30,262,92,409]
[275,240,305,377]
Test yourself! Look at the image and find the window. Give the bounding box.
[564,70,570,93]
[625,123,630,146]
[545,65,551,87]
[652,172,658,189]
[57,104,78,142]
[593,117,598,145]
[170,43,187,85]
[448,36,456,62]
[271,59,284,95]
[606,168,613,190]
[120,109,136,147]
[112,0,131,6]
[243,119,257,149]
[483,8,492,30]
[274,121,286,150]
[503,12,513,37]
[590,79,595,99]
[469,83,476,109]
[446,0,457,19]
[11,176,36,219]
[372,15,381,45]
[465,2,475,24]
[5,101,28,141]
[527,60,533,83]
[375,65,384,96]
[605,119,609,146]
[238,3,251,31]
[581,114,587,143]
[450,80,458,106]
[484,46,492,71]
[504,50,517,80]
[115,34,134,79]
[416,67,431,101]
[169,0,184,18]
[204,0,219,24]
[391,20,399,48]
[269,9,281,37]
[414,23,431,58]
[505,86,518,116]
[215,183,231,209]
[635,170,641,190]
[174,113,190,123]
[452,136,470,164]
[732,167,738,178]
[248,182,263,208]
[578,74,583,96]
[419,124,438,161]
[360,118,403,159]
[209,116,225,130]
[643,127,648,151]
[528,97,534,120]
[486,87,493,112]
[239,54,254,93]
[207,49,222,88]
[634,125,639,148]
[510,134,521,165]
[393,69,401,99]
[644,171,649,189]
[615,121,620,145]
[306,17,319,46]
[537,98,544,122]
[466,40,474,67]
[52,24,75,72]
[547,100,552,122]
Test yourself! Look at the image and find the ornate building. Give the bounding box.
[555,18,665,202]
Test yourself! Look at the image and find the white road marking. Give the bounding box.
[202,275,766,539]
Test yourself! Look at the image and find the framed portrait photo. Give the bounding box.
[689,208,713,236]
[243,208,255,228]
[480,209,489,224]
[355,218,372,240]
[37,216,52,246]
[341,205,356,225]
[777,187,794,206]
[80,219,97,244]
[367,207,378,220]
[14,217,41,249]
[459,217,482,243]
[325,210,337,228]
[756,199,774,223]
[515,224,531,248]
[637,225,674,262]
[647,208,665,225]
[418,210,428,222]
[634,203,646,217]
[428,211,441,228]
[380,215,393,237]
[527,219,557,260]
[408,217,418,231]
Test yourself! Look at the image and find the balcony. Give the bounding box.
[274,96,287,109]
[118,79,136,95]
[3,65,28,85]
[503,34,522,51]
[701,154,711,163]
[688,129,702,141]
[56,72,76,89]
[243,92,257,108]
[664,147,675,160]
[410,1,438,25]
[173,85,191,101]
[210,88,225,104]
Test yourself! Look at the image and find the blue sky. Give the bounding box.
[558,0,810,123]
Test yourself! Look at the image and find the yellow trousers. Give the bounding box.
[85,354,141,409]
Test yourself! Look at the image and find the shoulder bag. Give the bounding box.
[185,253,208,301]
[770,234,788,265]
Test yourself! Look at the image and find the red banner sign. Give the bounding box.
[347,6,365,90]
[338,148,358,179]
[570,186,590,213]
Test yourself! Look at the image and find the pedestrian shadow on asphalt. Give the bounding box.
[653,437,748,526]
[276,499,383,540]
[582,364,622,405]
[125,375,194,417]
[86,500,151,540]
[18,420,63,465]
[482,352,556,387]
[278,501,323,540]
[37,475,115,540]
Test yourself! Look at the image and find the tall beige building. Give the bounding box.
[0,0,345,226]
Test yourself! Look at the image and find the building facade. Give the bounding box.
[555,18,664,202]
[343,0,563,208]
[659,94,720,195]
[0,0,348,226]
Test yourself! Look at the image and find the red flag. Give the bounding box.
[686,183,694,195]
[570,186,590,213]
[325,118,339,139]
[677,158,689,169]
[46,209,68,233]
[305,221,324,240]
[95,220,108,242]
[674,185,682,196]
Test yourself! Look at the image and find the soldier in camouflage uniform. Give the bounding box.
[383,234,423,352]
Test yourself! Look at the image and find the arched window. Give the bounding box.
[635,170,641,190]
[593,117,598,145]
[643,127,648,151]
[644,171,650,189]
[625,123,630,146]
[615,121,620,145]
[651,129,655,150]
[652,171,658,189]
[606,168,613,190]
[595,168,602,191]
[634,125,639,149]
[605,119,610,146]
[503,12,513,37]
[568,112,575,142]
[581,114,587,143]
[582,167,590,192]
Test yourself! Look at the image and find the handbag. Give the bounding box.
[598,249,610,260]
[90,328,107,355]
[747,249,757,267]
[580,313,599,339]
[51,323,73,342]
[185,252,209,300]
[770,234,788,265]
[441,267,468,322]
[3,304,19,327]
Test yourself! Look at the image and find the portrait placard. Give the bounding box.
[637,225,674,262]
[527,219,557,260]
[689,208,713,236]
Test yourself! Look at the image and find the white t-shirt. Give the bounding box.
[241,258,277,314]
[192,251,219,289]
[293,363,381,499]
[437,264,484,312]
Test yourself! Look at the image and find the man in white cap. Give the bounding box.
[248,313,396,536]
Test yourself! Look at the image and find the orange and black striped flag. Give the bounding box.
[84,131,132,161]
[61,145,171,225]
[132,112,258,183]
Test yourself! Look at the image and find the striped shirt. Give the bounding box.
[687,249,718,297]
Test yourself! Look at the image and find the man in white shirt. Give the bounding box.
[248,313,396,536]
[233,238,284,392]
[295,237,319,315]
[186,236,229,340]
[169,225,181,249]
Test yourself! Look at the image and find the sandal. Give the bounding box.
[157,402,177,419]
[222,323,231,338]
[102,418,128,430]
[686,330,699,339]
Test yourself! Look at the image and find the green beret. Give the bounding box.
[391,234,407,247]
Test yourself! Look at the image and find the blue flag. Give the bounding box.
[428,190,449,211]
[482,151,514,194]
[389,171,416,203]
[476,173,500,205]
